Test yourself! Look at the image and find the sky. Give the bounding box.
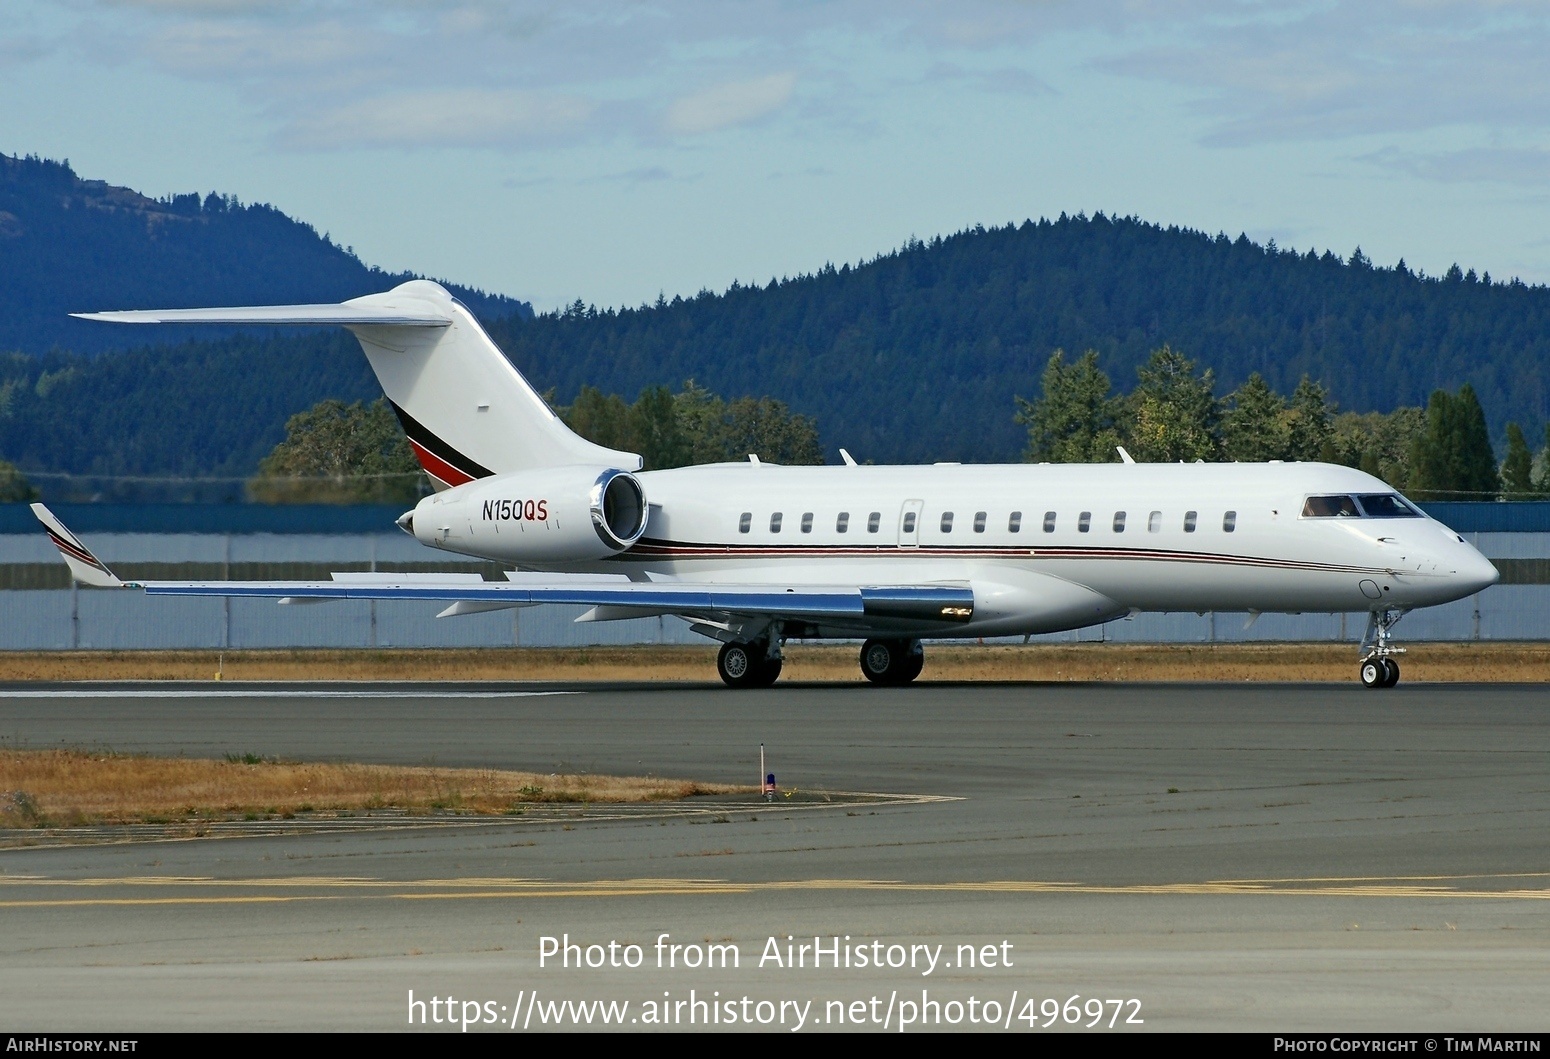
[3,1,1549,312]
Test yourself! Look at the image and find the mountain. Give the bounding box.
[4,182,1550,482]
[0,153,528,355]
[487,217,1550,464]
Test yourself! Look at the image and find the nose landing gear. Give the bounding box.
[1358,609,1405,689]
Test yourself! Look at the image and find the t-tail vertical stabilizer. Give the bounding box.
[74,280,641,489]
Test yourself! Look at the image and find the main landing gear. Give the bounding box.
[717,640,782,688]
[859,638,924,686]
[1358,609,1405,689]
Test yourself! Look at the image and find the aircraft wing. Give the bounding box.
[31,505,975,625]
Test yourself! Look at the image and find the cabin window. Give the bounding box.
[1223,510,1237,532]
[868,511,881,533]
[1078,511,1091,533]
[739,512,751,533]
[1009,511,1022,533]
[800,512,814,533]
[1113,511,1126,532]
[973,511,987,533]
[902,512,917,534]
[769,512,783,533]
[940,511,954,533]
[1043,511,1056,532]
[1147,510,1162,533]
[1184,510,1197,532]
[1302,495,1360,518]
[836,512,850,533]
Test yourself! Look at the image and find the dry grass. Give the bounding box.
[1,642,1549,683]
[0,749,739,829]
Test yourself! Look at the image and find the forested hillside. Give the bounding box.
[4,200,1549,486]
[0,153,528,355]
[488,216,1550,464]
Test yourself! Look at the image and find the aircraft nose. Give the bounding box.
[1455,546,1499,595]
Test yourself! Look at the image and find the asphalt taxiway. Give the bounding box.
[1,680,1546,1031]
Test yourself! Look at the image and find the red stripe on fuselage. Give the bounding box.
[620,539,1380,575]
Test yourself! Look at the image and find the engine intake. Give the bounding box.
[591,468,646,550]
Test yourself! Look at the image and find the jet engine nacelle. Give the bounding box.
[402,466,648,564]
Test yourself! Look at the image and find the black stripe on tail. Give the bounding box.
[387,400,494,485]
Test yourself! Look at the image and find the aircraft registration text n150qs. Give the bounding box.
[38,280,1498,688]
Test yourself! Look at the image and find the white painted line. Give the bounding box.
[0,689,580,699]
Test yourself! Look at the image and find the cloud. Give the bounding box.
[1361,145,1550,186]
[0,34,52,67]
[923,62,1054,97]
[146,17,372,77]
[664,73,798,136]
[102,0,302,11]
[584,166,675,185]
[1100,1,1550,146]
[283,88,597,150]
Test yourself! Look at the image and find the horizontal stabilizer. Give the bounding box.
[72,303,451,327]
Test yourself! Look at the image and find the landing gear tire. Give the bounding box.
[860,639,923,685]
[718,641,781,688]
[1364,657,1388,691]
[751,656,783,688]
[1361,657,1400,689]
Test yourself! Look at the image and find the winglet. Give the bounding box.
[1116,445,1136,465]
[30,504,123,587]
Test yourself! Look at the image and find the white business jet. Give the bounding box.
[36,280,1498,689]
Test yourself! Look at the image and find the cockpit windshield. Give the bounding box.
[1302,494,1360,517]
[1301,494,1423,519]
[1355,494,1422,518]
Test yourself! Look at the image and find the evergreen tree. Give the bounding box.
[673,380,733,465]
[1014,350,1122,463]
[1327,408,1426,490]
[1410,385,1499,498]
[1286,376,1334,461]
[723,396,823,465]
[1454,385,1499,494]
[626,385,692,470]
[1535,425,1550,495]
[560,380,824,467]
[563,386,633,452]
[1220,372,1288,462]
[1501,422,1535,497]
[248,398,423,504]
[1127,345,1219,462]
